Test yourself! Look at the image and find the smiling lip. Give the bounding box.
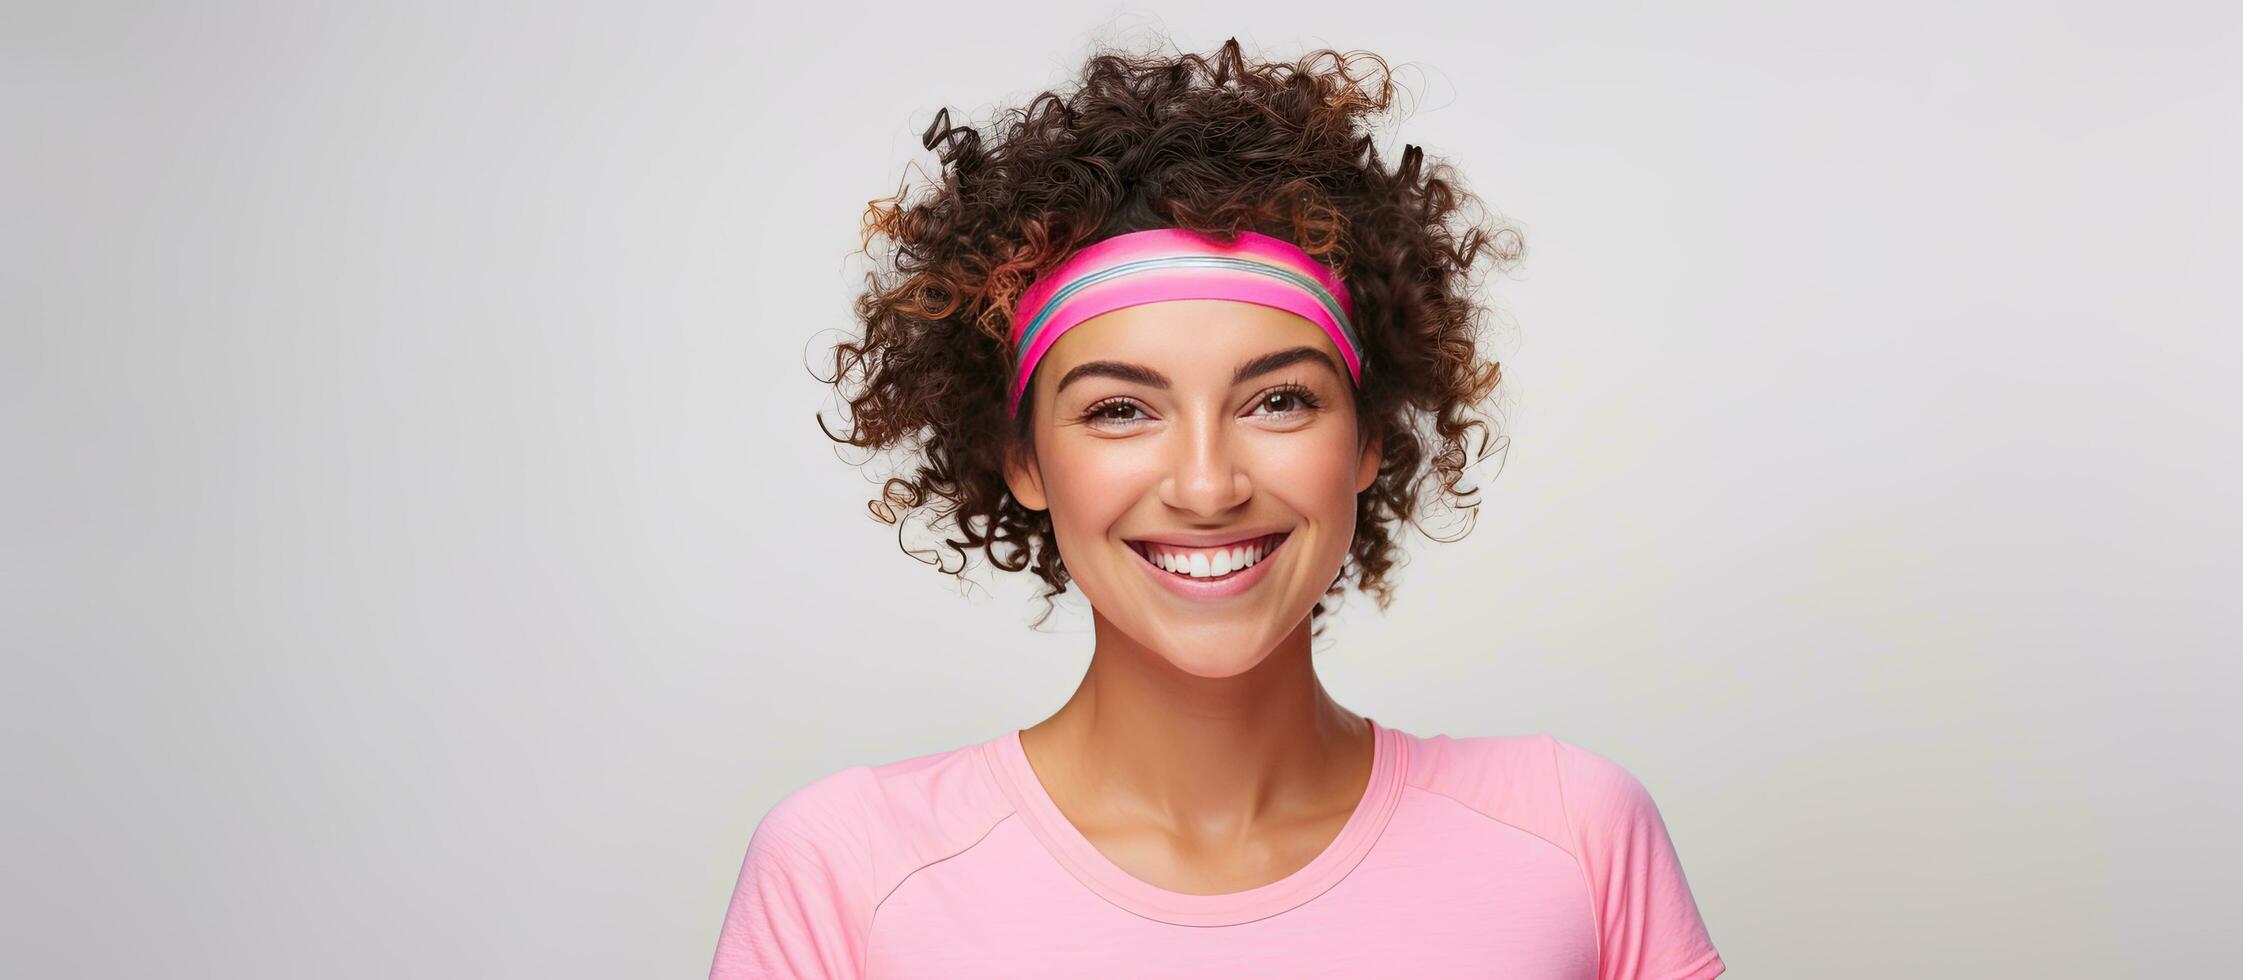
[1126,530,1291,601]
[1123,527,1293,550]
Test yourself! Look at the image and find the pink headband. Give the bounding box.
[1006,228,1363,418]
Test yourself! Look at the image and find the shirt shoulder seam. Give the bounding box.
[1546,733,1605,980]
[1402,781,1580,865]
[858,747,1020,968]
[1404,772,1602,974]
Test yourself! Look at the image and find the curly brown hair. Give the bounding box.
[819,36,1521,632]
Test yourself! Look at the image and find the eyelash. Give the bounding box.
[1079,382,1323,428]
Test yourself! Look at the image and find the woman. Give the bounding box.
[711,38,1724,979]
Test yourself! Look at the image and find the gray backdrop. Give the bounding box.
[5,2,2237,977]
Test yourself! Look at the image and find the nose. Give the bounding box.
[1157,409,1252,517]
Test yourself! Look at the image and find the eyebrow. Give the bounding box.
[1053,346,1342,396]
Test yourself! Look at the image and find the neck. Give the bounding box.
[1021,611,1371,840]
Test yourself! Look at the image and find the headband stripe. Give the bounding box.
[1009,270,1362,415]
[1013,255,1359,362]
[1005,229,1364,418]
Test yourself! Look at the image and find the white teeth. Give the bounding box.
[1142,535,1279,579]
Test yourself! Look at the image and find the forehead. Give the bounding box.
[1040,299,1345,378]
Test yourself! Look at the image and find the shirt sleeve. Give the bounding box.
[1551,736,1726,980]
[709,768,876,980]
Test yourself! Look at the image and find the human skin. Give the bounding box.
[1000,298,1386,895]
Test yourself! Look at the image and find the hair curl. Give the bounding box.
[819,36,1521,632]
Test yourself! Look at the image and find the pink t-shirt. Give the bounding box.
[709,718,1724,978]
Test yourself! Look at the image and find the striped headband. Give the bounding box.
[1005,227,1363,418]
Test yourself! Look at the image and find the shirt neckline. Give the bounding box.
[981,716,1407,927]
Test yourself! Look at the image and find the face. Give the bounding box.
[1002,299,1380,678]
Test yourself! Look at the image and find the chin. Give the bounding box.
[1133,620,1286,678]
[1159,647,1268,679]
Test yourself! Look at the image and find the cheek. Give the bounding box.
[1259,428,1364,512]
[1039,445,1151,530]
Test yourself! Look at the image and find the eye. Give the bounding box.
[1080,397,1150,428]
[1250,383,1323,417]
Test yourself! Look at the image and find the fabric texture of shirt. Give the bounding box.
[708,717,1724,978]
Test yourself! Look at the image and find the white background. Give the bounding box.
[4,2,2237,977]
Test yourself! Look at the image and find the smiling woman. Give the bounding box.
[822,46,1517,634]
[1002,297,1380,676]
[711,35,1725,979]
